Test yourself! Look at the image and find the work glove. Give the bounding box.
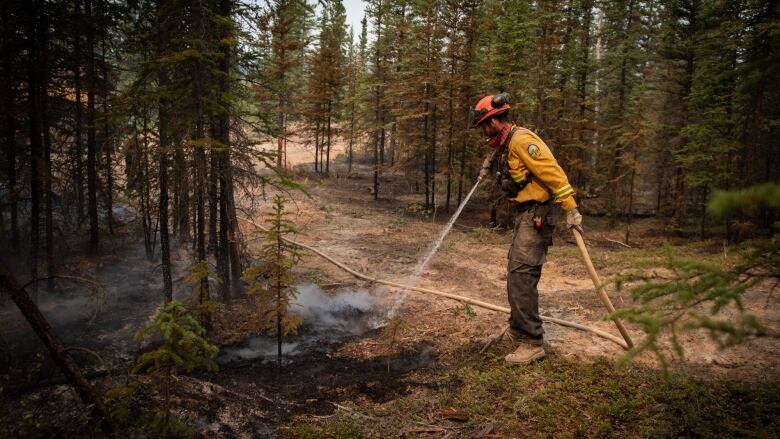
[478,155,492,180]
[566,208,583,234]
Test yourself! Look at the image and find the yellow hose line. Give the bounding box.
[239,216,629,350]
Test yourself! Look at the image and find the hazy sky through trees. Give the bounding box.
[343,0,366,40]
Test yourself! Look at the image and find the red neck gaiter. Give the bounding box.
[488,124,513,150]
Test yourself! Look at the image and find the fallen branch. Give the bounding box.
[605,238,632,248]
[479,326,509,354]
[331,402,379,421]
[402,426,446,435]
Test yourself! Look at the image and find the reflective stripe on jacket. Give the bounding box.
[505,126,577,211]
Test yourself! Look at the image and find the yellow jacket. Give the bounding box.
[503,126,577,211]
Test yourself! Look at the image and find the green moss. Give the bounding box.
[288,357,780,438]
[286,414,362,438]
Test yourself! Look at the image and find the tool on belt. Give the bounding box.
[533,215,543,230]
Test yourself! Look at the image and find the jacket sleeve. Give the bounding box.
[504,150,530,186]
[508,133,577,211]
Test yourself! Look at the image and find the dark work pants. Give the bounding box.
[506,203,557,340]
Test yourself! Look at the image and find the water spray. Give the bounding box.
[388,176,485,315]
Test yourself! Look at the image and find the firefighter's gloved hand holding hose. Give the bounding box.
[478,151,495,180]
[566,208,583,233]
[472,92,633,364]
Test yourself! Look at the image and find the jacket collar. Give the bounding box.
[488,123,516,150]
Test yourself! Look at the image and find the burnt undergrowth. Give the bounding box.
[207,339,438,417]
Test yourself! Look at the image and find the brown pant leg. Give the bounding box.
[506,262,544,339]
[506,204,556,340]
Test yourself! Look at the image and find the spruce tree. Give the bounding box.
[242,194,303,374]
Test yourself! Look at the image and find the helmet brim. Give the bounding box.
[472,106,510,128]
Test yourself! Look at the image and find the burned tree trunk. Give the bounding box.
[2,2,19,253]
[136,106,155,260]
[73,0,85,223]
[101,38,113,235]
[224,162,243,298]
[26,2,42,297]
[174,141,190,242]
[423,85,430,210]
[372,4,383,200]
[158,116,173,303]
[195,120,209,308]
[217,0,242,299]
[192,51,209,312]
[217,170,230,301]
[326,99,331,176]
[208,123,219,256]
[430,102,437,211]
[85,0,99,254]
[314,120,320,173]
[39,8,54,291]
[348,101,355,175]
[0,266,113,435]
[156,2,173,302]
[445,62,454,213]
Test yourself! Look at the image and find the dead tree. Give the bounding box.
[0,266,113,435]
[85,0,99,254]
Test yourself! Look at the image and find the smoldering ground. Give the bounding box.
[0,236,201,383]
[0,250,400,381]
[218,283,388,365]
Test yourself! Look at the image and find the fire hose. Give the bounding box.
[240,216,632,350]
[571,229,635,348]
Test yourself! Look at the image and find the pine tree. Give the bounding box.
[242,194,303,374]
[254,0,311,168]
[133,300,218,436]
[304,0,347,176]
[366,0,391,199]
[657,0,701,234]
[85,0,100,254]
[677,0,743,238]
[1,1,21,254]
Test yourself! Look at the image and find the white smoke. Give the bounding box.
[220,338,302,364]
[37,294,95,327]
[293,283,384,334]
[219,284,387,364]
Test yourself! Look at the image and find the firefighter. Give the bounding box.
[473,93,582,365]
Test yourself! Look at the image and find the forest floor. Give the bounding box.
[1,140,778,438]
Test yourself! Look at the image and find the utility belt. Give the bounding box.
[514,197,557,234]
[514,197,552,213]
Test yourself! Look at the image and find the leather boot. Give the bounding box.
[504,340,545,365]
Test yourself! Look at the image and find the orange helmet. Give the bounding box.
[472,93,510,127]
